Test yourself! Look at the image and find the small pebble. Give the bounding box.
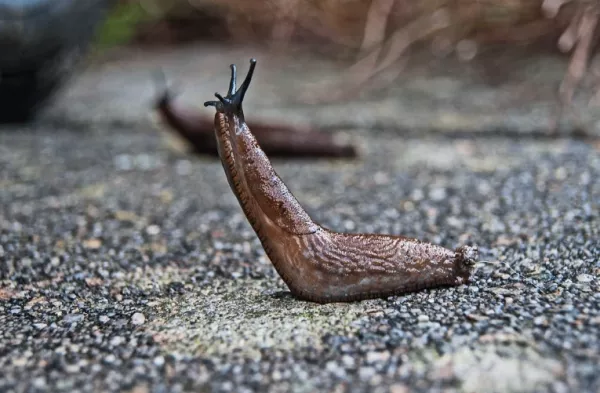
[533,316,548,326]
[153,356,165,367]
[131,313,146,325]
[577,274,593,283]
[358,367,376,381]
[63,314,84,324]
[146,225,161,236]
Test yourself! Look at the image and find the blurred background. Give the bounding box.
[1,0,599,134]
[101,0,600,114]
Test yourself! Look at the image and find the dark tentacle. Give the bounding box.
[233,58,257,107]
[228,64,237,97]
[204,58,257,119]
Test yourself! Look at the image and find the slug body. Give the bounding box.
[204,59,478,303]
[155,84,358,159]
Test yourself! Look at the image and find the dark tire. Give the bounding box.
[0,0,114,124]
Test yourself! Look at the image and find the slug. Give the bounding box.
[154,77,358,159]
[154,86,220,156]
[204,59,478,304]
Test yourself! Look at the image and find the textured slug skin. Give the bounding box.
[205,59,478,304]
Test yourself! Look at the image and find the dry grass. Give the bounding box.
[130,1,592,49]
[127,0,599,118]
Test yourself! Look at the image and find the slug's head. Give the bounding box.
[151,68,177,110]
[204,58,257,121]
[453,244,478,283]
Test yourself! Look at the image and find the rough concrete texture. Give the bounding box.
[1,45,599,393]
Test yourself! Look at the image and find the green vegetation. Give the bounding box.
[93,1,153,50]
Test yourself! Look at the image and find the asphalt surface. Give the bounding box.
[0,45,599,393]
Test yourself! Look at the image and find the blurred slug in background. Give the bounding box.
[152,71,359,159]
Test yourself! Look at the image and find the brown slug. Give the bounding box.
[204,59,478,304]
[154,77,358,159]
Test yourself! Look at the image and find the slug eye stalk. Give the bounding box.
[204,58,257,119]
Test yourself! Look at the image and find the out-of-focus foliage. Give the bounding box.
[94,1,152,49]
[103,0,594,53]
[95,0,598,105]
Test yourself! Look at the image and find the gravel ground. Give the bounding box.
[0,45,599,393]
